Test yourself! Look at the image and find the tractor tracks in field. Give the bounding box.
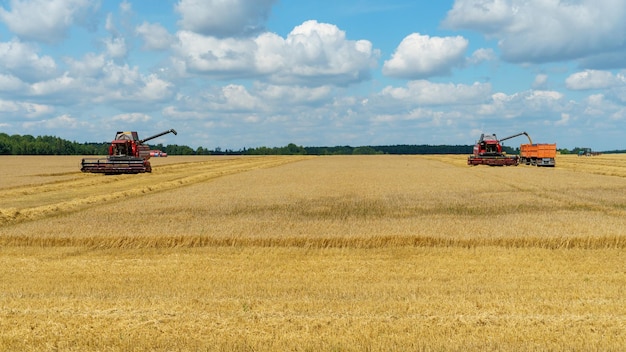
[468,166,626,218]
[0,156,311,226]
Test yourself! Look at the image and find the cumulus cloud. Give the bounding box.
[173,20,377,86]
[88,63,174,105]
[443,0,513,33]
[443,0,626,66]
[136,22,175,50]
[102,36,127,59]
[0,0,100,44]
[0,73,27,91]
[380,80,492,106]
[22,113,86,130]
[218,84,262,111]
[256,83,333,105]
[111,112,151,123]
[532,74,548,90]
[382,33,468,79]
[478,89,565,120]
[278,20,377,85]
[162,104,210,121]
[30,73,77,97]
[174,31,257,75]
[64,53,107,78]
[162,82,335,124]
[565,70,626,90]
[9,54,174,110]
[0,98,53,119]
[175,0,276,37]
[554,113,570,126]
[467,48,496,65]
[0,39,57,82]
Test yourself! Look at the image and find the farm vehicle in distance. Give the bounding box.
[81,129,177,174]
[468,131,556,167]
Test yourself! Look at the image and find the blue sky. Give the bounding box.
[1,0,625,151]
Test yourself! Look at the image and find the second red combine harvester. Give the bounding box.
[467,132,530,166]
[468,131,556,167]
[81,129,177,174]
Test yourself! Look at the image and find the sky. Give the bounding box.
[0,0,625,151]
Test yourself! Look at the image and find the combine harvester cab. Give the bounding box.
[81,129,177,174]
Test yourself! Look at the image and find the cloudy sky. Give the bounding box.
[1,0,625,151]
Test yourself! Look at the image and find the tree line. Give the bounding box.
[0,132,620,156]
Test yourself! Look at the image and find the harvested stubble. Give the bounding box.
[1,154,626,351]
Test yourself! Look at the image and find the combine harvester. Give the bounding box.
[81,129,177,174]
[468,132,556,167]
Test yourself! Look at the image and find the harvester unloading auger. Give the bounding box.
[467,132,532,166]
[81,129,177,174]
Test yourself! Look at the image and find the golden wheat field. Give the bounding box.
[1,154,626,351]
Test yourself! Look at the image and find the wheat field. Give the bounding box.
[1,154,625,351]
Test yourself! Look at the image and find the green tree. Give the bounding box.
[352,146,378,155]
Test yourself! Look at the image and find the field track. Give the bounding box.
[2,154,626,249]
[0,156,310,226]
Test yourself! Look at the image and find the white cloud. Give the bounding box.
[0,39,57,82]
[443,0,513,33]
[136,74,174,101]
[0,99,53,118]
[89,62,174,105]
[111,113,151,123]
[0,73,27,91]
[0,0,99,44]
[554,113,570,126]
[30,73,77,96]
[13,55,174,109]
[380,80,491,105]
[532,74,548,89]
[382,33,468,79]
[214,84,260,111]
[254,32,287,74]
[256,83,333,105]
[172,20,377,86]
[443,0,626,66]
[175,0,276,37]
[174,30,256,74]
[22,113,87,130]
[477,89,565,120]
[105,12,117,34]
[163,84,263,120]
[136,22,175,50]
[565,70,626,90]
[65,53,107,78]
[162,105,207,120]
[119,0,131,15]
[103,36,127,59]
[278,20,376,85]
[468,48,496,65]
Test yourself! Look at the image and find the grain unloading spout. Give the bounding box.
[139,129,177,144]
[499,131,532,144]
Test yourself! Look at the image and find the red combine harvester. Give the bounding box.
[467,132,532,166]
[81,129,177,174]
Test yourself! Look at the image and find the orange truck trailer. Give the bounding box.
[519,143,556,167]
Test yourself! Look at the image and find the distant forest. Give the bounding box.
[0,132,619,156]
